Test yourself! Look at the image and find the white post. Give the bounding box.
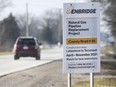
[68,73,71,87]
[90,73,94,87]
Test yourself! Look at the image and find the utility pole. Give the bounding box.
[58,9,62,47]
[26,3,29,37]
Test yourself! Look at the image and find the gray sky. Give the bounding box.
[1,0,87,19]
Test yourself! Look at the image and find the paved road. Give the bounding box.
[0,47,63,76]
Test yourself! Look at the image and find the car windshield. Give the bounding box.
[17,38,36,45]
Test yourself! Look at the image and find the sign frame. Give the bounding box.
[63,3,100,73]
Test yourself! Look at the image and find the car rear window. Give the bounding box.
[17,38,36,45]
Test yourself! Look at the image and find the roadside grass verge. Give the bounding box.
[73,78,116,87]
[101,45,116,58]
[101,61,116,70]
[0,52,13,55]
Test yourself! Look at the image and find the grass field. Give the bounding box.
[73,78,116,87]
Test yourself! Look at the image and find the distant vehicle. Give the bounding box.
[13,37,41,60]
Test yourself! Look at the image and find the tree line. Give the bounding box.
[0,9,62,51]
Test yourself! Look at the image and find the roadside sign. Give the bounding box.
[63,3,100,73]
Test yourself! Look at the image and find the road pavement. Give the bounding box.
[0,47,63,76]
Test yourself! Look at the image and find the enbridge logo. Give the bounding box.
[66,4,96,14]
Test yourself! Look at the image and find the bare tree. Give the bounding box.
[16,8,63,45]
[16,14,42,39]
[91,0,116,38]
[41,9,62,44]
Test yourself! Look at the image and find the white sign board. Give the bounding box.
[63,3,100,73]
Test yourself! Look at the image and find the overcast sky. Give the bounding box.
[1,0,88,19]
[1,0,107,33]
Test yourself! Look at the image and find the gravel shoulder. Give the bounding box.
[0,60,67,87]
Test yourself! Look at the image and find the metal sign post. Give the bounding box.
[68,74,71,87]
[90,73,94,87]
